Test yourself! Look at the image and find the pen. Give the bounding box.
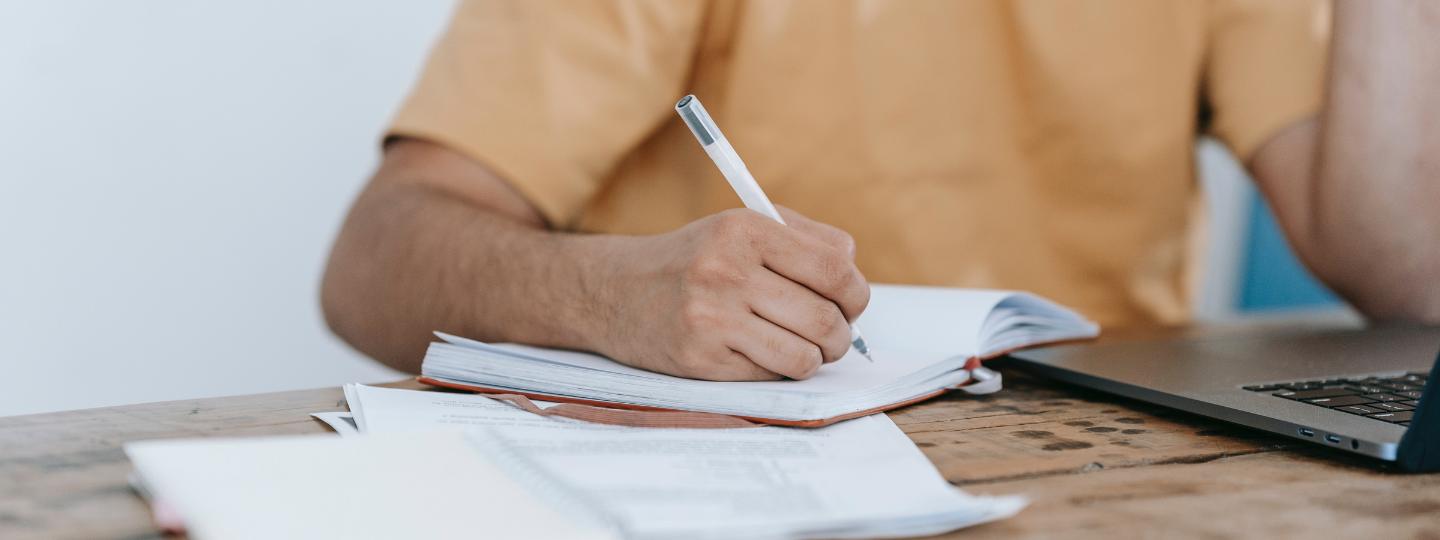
[675,94,874,362]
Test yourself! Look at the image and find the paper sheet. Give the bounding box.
[345,385,1025,539]
[346,384,569,434]
[125,430,616,540]
[310,411,360,437]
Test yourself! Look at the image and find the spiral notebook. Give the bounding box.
[419,284,1099,427]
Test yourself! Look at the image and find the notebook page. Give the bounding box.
[853,284,1011,357]
[974,293,1100,357]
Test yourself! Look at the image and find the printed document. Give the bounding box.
[341,385,1026,539]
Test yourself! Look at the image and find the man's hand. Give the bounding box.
[590,207,870,381]
[323,139,870,379]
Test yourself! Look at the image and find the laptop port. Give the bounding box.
[1325,434,1342,444]
[1298,428,1315,437]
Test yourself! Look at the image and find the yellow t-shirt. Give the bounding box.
[390,0,1328,327]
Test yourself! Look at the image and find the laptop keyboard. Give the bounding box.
[1243,372,1426,427]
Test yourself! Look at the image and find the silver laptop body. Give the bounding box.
[1007,326,1440,462]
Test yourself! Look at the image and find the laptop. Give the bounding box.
[1005,325,1440,472]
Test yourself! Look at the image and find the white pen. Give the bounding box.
[675,94,874,362]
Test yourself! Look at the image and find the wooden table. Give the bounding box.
[5,334,1440,538]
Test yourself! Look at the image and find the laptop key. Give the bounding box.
[1384,375,1426,385]
[1335,405,1385,415]
[1363,393,1406,402]
[1370,402,1414,412]
[1306,395,1375,407]
[1284,388,1360,400]
[1243,384,1282,392]
[1377,383,1421,392]
[1395,391,1424,400]
[1369,411,1415,423]
[1402,400,1421,407]
[1346,385,1393,394]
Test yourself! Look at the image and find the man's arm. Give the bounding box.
[1249,1,1440,321]
[321,139,869,379]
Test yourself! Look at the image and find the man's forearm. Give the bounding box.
[1265,1,1440,320]
[321,180,623,372]
[323,139,869,380]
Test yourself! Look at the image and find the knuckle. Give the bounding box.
[852,278,872,314]
[710,209,759,240]
[672,346,716,375]
[789,344,823,379]
[688,254,749,288]
[732,353,782,382]
[818,331,850,363]
[834,230,857,256]
[807,301,846,337]
[685,253,730,284]
[815,251,854,293]
[677,300,715,333]
[770,336,820,377]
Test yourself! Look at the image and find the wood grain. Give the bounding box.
[2,370,1434,539]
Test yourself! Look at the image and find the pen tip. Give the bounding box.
[853,338,873,362]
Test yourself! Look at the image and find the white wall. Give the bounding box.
[1193,137,1256,322]
[0,1,457,416]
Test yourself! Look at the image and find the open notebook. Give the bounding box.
[420,284,1099,426]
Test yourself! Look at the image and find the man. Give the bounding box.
[322,1,1440,381]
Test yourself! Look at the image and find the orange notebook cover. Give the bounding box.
[416,376,956,428]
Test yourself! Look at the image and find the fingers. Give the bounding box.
[748,217,871,322]
[667,208,870,382]
[700,350,785,382]
[747,270,853,363]
[777,206,857,257]
[726,315,825,380]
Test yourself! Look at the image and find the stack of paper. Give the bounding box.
[328,384,1027,539]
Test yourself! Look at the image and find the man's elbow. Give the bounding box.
[319,264,361,356]
[1313,255,1440,325]
[1348,286,1440,325]
[319,230,424,374]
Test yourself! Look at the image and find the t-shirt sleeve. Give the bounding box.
[388,0,709,227]
[1203,0,1329,162]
